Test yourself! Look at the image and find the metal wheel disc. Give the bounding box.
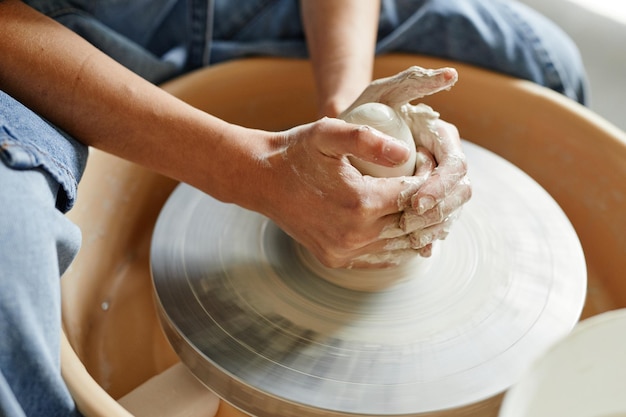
[150,141,586,416]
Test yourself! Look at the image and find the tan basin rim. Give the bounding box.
[61,54,626,417]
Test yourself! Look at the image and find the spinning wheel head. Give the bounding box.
[151,141,586,416]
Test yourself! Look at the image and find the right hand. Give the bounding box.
[255,117,432,269]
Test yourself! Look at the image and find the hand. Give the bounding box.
[260,117,433,269]
[400,119,471,249]
[340,65,458,116]
[342,66,472,256]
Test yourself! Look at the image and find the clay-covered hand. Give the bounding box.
[400,119,471,250]
[342,66,472,256]
[340,66,459,116]
[261,117,433,269]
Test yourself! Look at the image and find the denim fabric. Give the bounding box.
[23,0,189,84]
[0,161,82,417]
[207,0,587,103]
[375,0,588,103]
[1,1,588,416]
[0,92,88,213]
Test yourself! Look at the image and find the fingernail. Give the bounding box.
[382,140,410,165]
[416,196,436,214]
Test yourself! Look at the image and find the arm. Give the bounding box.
[0,0,251,204]
[0,0,414,268]
[301,0,380,117]
[300,2,471,256]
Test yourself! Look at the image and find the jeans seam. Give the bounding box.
[186,0,212,69]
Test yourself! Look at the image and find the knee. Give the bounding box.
[515,3,589,104]
[380,0,589,104]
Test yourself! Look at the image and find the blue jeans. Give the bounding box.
[0,1,588,415]
[0,94,85,417]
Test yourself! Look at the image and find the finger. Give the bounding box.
[369,165,440,218]
[378,212,405,239]
[342,66,458,115]
[379,66,458,109]
[393,147,436,210]
[401,181,470,232]
[415,146,436,176]
[412,165,468,214]
[417,118,464,163]
[311,120,435,217]
[410,122,469,214]
[314,118,412,168]
[417,244,433,258]
[323,182,467,269]
[409,212,459,249]
[334,222,445,268]
[348,249,421,269]
[346,147,435,225]
[347,240,436,268]
[345,233,421,268]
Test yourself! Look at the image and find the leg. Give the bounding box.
[0,92,84,417]
[0,164,83,417]
[377,0,589,104]
[207,0,587,103]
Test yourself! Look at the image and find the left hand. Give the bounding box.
[341,66,472,257]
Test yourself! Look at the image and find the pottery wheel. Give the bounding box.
[150,141,586,417]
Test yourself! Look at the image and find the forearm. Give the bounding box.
[301,0,380,117]
[0,0,269,207]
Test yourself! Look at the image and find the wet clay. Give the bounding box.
[341,102,417,177]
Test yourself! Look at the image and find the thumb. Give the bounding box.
[347,124,413,177]
[319,119,411,169]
